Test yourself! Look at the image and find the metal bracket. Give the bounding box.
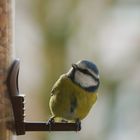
[7,59,81,135]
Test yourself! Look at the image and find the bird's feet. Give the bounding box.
[47,116,55,131]
[76,119,81,131]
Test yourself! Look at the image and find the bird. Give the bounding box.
[48,60,100,129]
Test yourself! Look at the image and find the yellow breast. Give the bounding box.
[49,75,97,120]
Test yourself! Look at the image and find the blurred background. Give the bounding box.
[15,0,140,140]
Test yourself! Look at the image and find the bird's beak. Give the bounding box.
[72,63,78,69]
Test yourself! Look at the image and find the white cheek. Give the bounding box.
[74,71,98,88]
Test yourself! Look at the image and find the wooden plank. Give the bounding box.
[0,0,15,139]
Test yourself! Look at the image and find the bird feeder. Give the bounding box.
[0,0,81,136]
[7,59,81,135]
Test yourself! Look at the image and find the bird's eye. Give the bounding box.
[82,69,88,74]
[79,69,90,75]
[79,69,99,81]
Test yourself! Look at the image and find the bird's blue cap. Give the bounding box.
[77,60,99,75]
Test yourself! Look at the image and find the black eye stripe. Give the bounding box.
[76,68,98,81]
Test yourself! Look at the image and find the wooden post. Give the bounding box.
[0,0,15,139]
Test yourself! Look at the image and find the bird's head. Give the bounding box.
[67,60,100,92]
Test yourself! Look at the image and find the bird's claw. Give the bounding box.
[47,117,55,131]
[76,119,81,131]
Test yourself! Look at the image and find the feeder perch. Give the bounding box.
[7,59,81,135]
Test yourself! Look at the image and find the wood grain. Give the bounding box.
[0,0,14,139]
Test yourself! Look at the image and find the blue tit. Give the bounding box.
[49,60,100,124]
